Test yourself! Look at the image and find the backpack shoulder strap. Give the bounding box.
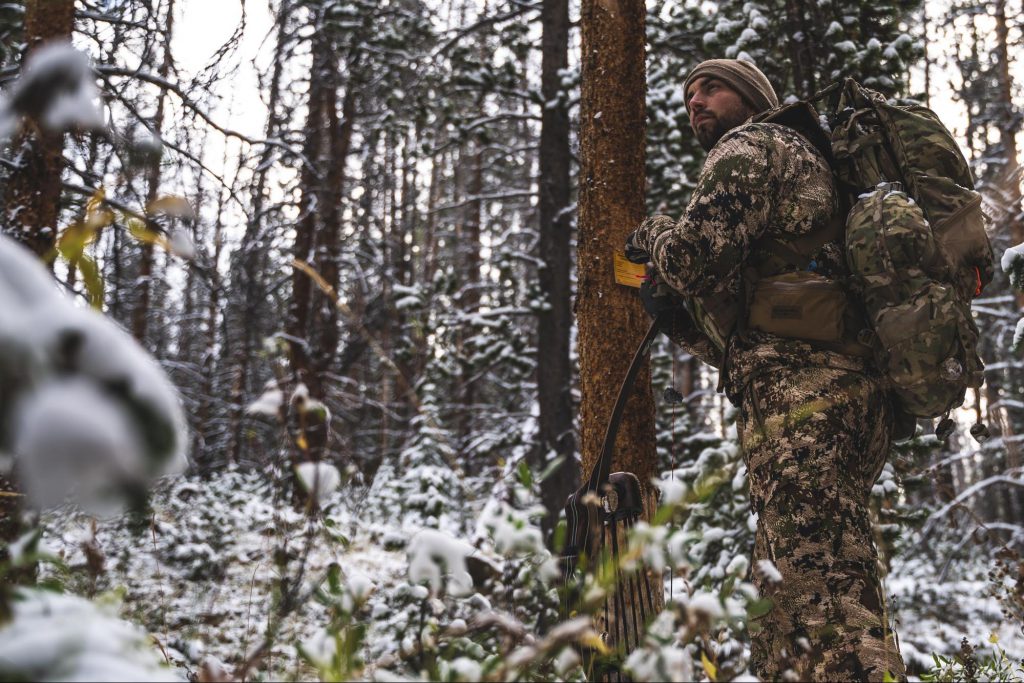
[749,100,845,272]
[751,100,834,165]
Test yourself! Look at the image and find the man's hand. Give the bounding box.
[639,271,680,317]
[624,230,650,264]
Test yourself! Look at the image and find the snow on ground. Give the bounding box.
[37,465,1023,680]
[889,553,1024,672]
[40,467,410,680]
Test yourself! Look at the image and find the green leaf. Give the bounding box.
[538,455,566,483]
[553,519,567,553]
[746,598,774,619]
[517,459,533,489]
[326,562,342,594]
[720,575,736,599]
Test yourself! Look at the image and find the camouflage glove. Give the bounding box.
[624,230,650,264]
[626,215,677,264]
[639,270,681,317]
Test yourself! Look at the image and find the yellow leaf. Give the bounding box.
[146,195,195,219]
[292,260,337,301]
[83,209,114,233]
[577,631,609,655]
[127,218,159,244]
[296,434,308,451]
[77,254,104,310]
[85,187,106,215]
[701,652,717,682]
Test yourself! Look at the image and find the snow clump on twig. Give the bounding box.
[0,41,104,140]
[0,235,187,512]
[294,462,342,504]
[406,528,476,597]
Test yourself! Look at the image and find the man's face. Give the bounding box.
[685,77,755,151]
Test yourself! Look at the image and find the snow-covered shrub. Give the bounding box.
[1002,244,1024,350]
[40,467,333,678]
[366,380,467,537]
[0,588,176,681]
[363,457,771,682]
[658,418,757,678]
[365,465,583,682]
[407,528,477,598]
[0,41,104,141]
[298,563,376,681]
[921,636,1024,682]
[870,430,944,565]
[0,235,187,513]
[663,436,753,591]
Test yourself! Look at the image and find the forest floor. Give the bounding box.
[39,467,1024,681]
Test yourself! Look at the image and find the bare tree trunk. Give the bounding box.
[534,0,578,540]
[131,0,175,345]
[287,29,327,399]
[455,130,484,469]
[287,21,359,473]
[194,180,227,471]
[578,0,663,646]
[0,0,75,259]
[994,0,1022,301]
[227,0,290,465]
[0,0,76,571]
[992,0,1023,522]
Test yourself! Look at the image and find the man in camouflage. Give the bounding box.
[626,59,907,681]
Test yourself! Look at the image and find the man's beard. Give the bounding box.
[693,107,753,151]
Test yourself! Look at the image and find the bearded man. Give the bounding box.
[626,59,907,681]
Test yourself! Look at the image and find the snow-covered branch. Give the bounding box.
[922,470,1024,539]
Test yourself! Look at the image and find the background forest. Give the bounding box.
[0,0,1022,680]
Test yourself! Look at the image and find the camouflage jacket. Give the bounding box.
[632,121,869,401]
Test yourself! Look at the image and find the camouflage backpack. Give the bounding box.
[746,79,994,431]
[829,80,993,425]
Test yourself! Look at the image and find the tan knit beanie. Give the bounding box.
[683,59,779,115]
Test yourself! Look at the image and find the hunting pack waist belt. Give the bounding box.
[745,271,872,358]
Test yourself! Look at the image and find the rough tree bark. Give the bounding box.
[0,0,75,259]
[534,0,578,540]
[0,0,76,569]
[287,22,358,470]
[455,126,484,470]
[285,25,329,464]
[578,0,664,651]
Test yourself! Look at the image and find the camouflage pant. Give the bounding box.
[738,366,906,682]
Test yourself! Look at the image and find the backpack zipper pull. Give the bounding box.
[935,414,956,440]
[969,422,991,443]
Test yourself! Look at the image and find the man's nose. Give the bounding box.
[688,93,705,114]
